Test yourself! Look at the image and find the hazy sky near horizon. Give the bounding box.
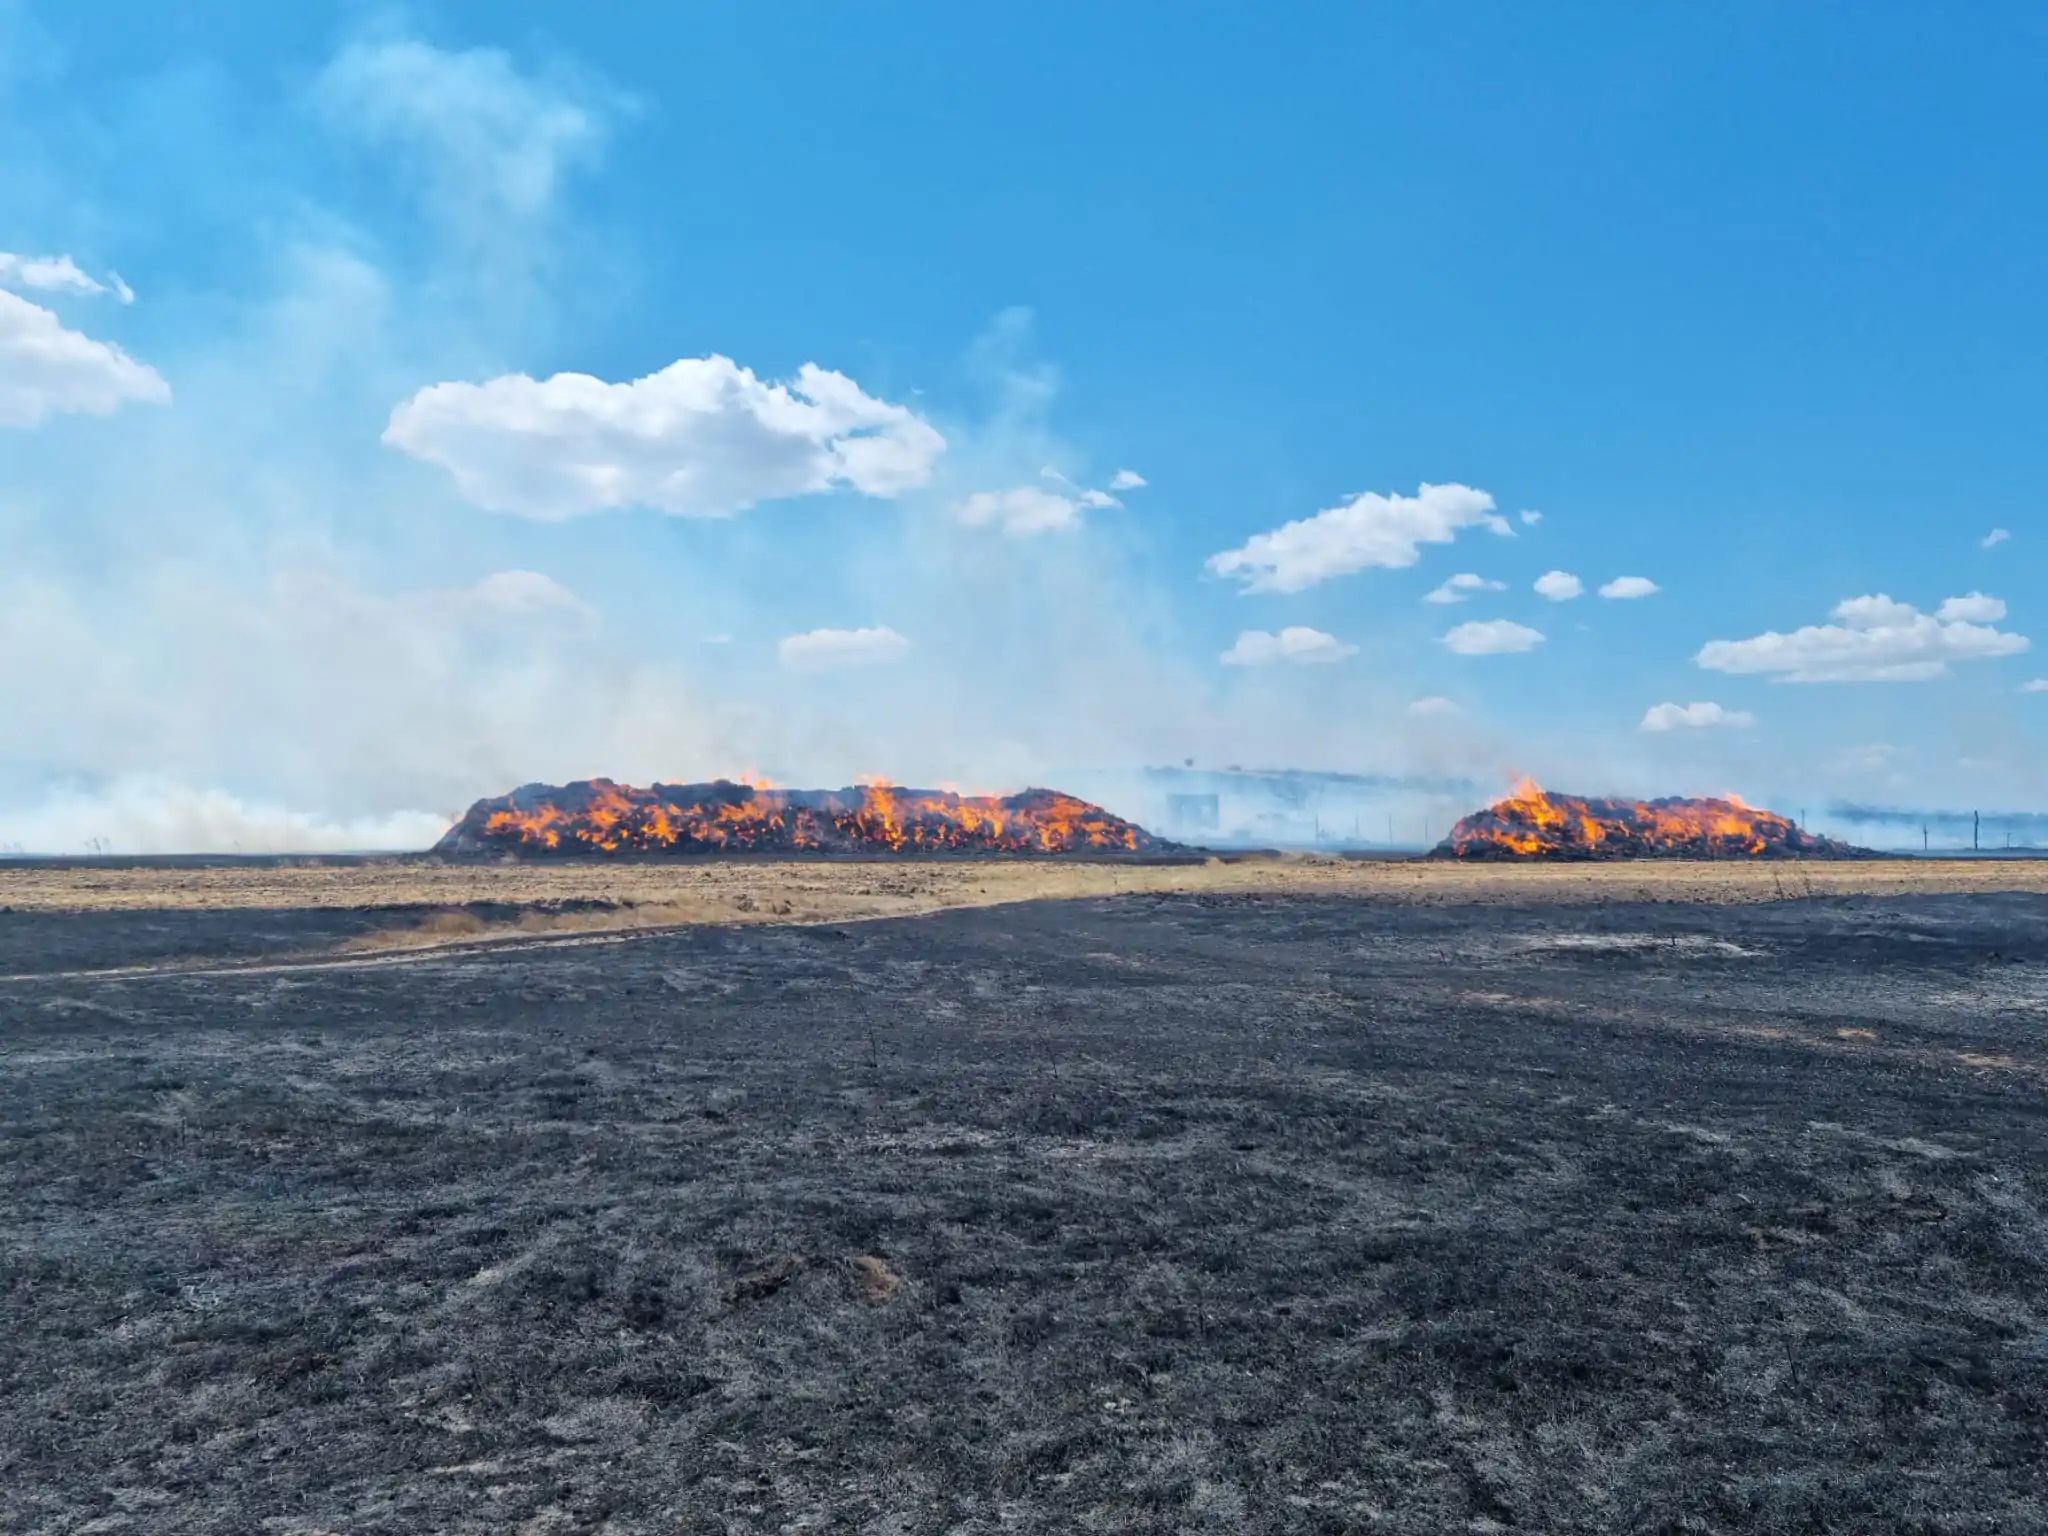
[2,1,2044,850]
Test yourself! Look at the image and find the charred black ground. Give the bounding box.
[4,891,2045,1532]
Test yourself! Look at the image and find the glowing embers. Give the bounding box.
[1436,780,1864,860]
[435,778,1166,857]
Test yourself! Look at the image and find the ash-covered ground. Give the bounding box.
[4,888,2047,1533]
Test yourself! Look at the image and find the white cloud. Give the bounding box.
[1407,695,1462,717]
[384,356,945,519]
[1219,626,1358,666]
[313,36,611,227]
[1443,619,1544,655]
[704,633,733,645]
[1831,595,1918,627]
[2022,679,2048,694]
[959,466,1135,532]
[778,625,911,671]
[957,485,1087,534]
[465,570,585,614]
[1207,482,1509,594]
[1640,701,1755,732]
[0,252,131,303]
[1696,594,2029,683]
[1424,572,1506,604]
[1937,592,2006,623]
[1109,469,1147,491]
[1534,570,1583,601]
[1519,509,1543,526]
[1983,528,2011,549]
[0,289,169,427]
[1599,575,1659,599]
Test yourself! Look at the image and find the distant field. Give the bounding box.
[4,854,2048,979]
[6,853,2048,920]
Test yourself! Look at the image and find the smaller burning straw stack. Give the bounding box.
[434,778,1176,857]
[1436,781,1869,860]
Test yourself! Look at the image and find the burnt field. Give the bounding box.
[4,884,2048,1533]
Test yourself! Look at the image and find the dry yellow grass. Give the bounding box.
[847,1255,904,1306]
[6,853,2048,960]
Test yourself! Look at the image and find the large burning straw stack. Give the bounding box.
[434,778,1176,857]
[1436,780,1868,860]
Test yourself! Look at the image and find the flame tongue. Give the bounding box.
[436,778,1163,856]
[1438,781,1860,860]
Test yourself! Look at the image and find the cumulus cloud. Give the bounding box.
[1407,695,1462,717]
[778,625,911,671]
[1696,593,2029,683]
[1982,528,2011,549]
[1443,619,1544,655]
[2022,679,2048,694]
[1640,701,1755,732]
[956,486,1087,534]
[0,252,131,302]
[959,465,1138,533]
[384,357,946,519]
[0,289,169,427]
[1519,509,1543,526]
[1937,592,2006,623]
[1207,482,1509,594]
[1534,570,1583,601]
[1424,572,1506,604]
[1598,575,1659,599]
[1425,573,1507,606]
[1219,627,1358,666]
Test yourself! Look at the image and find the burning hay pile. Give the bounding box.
[1436,780,1868,860]
[434,778,1176,858]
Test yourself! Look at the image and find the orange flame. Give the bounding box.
[449,778,1154,857]
[1441,780,1842,860]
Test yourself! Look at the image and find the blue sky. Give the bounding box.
[1,1,2043,850]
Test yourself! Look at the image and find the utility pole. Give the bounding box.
[1974,810,1980,852]
[1923,824,1929,853]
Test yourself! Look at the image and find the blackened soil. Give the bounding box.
[4,893,2047,1533]
[0,899,624,977]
